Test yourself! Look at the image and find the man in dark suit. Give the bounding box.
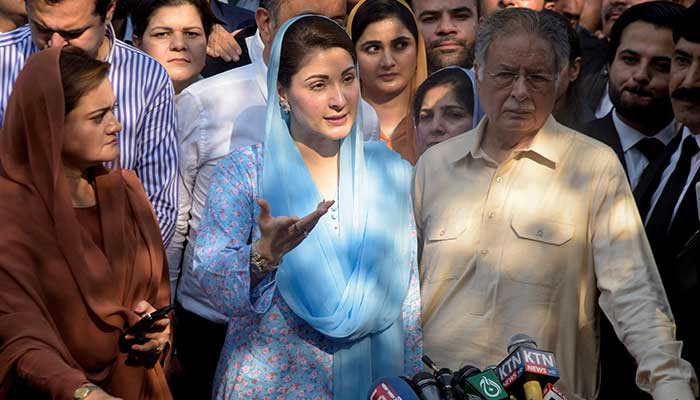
[581,4,687,399]
[635,2,700,379]
[575,0,660,126]
[583,2,683,190]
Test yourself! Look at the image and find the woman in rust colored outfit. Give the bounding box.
[0,47,172,400]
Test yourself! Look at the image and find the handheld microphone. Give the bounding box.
[542,383,567,400]
[454,365,481,399]
[412,371,442,400]
[421,355,456,400]
[367,376,421,400]
[496,334,560,400]
[455,366,509,400]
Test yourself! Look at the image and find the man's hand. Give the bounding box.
[206,24,243,62]
[255,198,334,265]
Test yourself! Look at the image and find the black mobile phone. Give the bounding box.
[119,304,175,353]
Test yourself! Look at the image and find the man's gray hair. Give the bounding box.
[474,8,570,77]
[259,0,284,27]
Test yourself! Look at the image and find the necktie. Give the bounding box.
[646,136,700,247]
[634,137,665,162]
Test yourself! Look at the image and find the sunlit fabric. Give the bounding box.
[413,116,697,399]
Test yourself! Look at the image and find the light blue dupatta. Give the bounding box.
[261,15,415,399]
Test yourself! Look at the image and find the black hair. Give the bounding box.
[607,1,686,65]
[278,16,356,88]
[131,0,214,39]
[412,68,474,125]
[541,9,580,64]
[566,15,581,63]
[673,2,700,44]
[350,0,419,44]
[408,0,481,18]
[36,0,113,20]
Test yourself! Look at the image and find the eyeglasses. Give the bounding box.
[485,69,555,91]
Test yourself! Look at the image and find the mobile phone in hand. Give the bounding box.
[119,304,175,353]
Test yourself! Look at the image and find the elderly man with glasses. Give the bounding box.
[413,8,697,400]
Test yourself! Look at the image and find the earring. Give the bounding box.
[279,100,290,113]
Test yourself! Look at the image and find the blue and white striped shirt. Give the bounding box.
[0,25,178,245]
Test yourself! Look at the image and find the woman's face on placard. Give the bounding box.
[280,47,360,142]
[356,16,418,101]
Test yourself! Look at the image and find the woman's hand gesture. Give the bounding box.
[254,198,334,265]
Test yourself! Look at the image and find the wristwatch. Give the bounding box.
[73,383,99,400]
[250,244,279,274]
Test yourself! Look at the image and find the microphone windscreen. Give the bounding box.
[457,365,481,379]
[412,372,442,400]
[367,376,420,400]
[507,333,537,353]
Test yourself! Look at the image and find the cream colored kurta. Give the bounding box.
[413,116,697,400]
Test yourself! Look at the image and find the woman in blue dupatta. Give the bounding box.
[193,15,422,399]
[412,66,485,156]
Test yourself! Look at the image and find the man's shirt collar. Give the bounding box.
[612,109,675,152]
[448,115,564,167]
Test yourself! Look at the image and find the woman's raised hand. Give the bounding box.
[254,198,334,265]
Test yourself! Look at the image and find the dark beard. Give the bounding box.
[609,83,674,131]
[426,37,474,73]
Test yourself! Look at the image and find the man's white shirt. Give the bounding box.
[612,110,675,189]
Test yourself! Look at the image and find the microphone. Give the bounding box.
[542,383,567,400]
[453,365,481,399]
[454,365,510,400]
[366,376,421,400]
[496,334,560,400]
[412,371,441,400]
[421,355,456,400]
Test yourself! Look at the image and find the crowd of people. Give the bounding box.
[0,0,699,399]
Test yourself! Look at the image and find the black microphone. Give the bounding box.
[496,333,560,400]
[453,365,481,398]
[421,355,456,400]
[412,371,442,400]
